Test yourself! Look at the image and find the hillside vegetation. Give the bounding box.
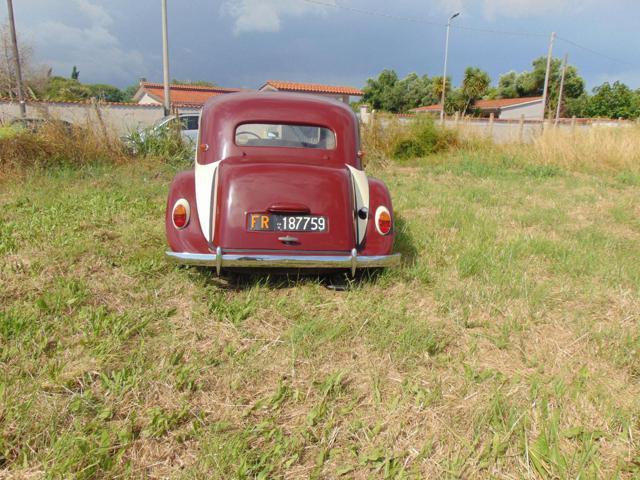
[1,125,640,478]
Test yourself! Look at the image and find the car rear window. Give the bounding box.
[235,123,336,149]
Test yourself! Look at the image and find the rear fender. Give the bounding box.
[359,178,395,256]
[166,171,209,254]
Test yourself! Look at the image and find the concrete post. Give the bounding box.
[6,0,26,117]
[518,114,525,143]
[359,104,371,125]
[489,112,494,139]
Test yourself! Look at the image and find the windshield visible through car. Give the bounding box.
[235,123,336,149]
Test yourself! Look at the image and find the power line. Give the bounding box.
[300,0,547,37]
[452,24,546,38]
[299,0,634,66]
[299,0,443,26]
[556,35,631,66]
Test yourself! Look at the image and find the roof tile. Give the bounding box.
[264,80,363,96]
[474,96,543,109]
[140,82,242,107]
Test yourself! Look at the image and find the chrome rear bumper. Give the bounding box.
[166,247,400,276]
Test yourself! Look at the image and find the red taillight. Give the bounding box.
[172,199,190,229]
[375,207,392,235]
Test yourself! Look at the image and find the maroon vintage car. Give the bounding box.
[165,92,400,275]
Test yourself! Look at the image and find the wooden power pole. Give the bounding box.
[540,32,556,125]
[6,0,26,117]
[554,54,568,126]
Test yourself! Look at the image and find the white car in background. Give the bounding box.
[155,113,200,145]
[124,113,200,153]
[150,113,200,146]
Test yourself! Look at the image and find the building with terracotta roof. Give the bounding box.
[132,82,242,110]
[410,104,443,114]
[134,80,364,110]
[411,96,543,120]
[259,80,363,104]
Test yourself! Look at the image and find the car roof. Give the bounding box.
[198,91,360,167]
[203,91,354,122]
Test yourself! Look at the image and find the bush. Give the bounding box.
[361,115,460,164]
[123,123,193,167]
[393,117,459,159]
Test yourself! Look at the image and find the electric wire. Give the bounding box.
[299,0,634,66]
[300,0,443,26]
[556,35,631,66]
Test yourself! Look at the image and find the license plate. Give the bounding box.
[247,214,327,232]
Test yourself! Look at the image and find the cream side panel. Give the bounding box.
[347,165,369,245]
[195,160,221,243]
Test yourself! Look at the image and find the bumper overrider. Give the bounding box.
[166,247,400,276]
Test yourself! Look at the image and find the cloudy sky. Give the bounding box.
[1,0,638,91]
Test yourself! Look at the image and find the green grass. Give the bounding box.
[1,153,640,478]
[0,125,19,140]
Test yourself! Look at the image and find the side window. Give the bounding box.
[184,116,199,131]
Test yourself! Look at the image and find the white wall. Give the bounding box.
[137,93,161,105]
[499,101,544,120]
[0,99,166,135]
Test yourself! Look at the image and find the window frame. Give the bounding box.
[234,122,337,150]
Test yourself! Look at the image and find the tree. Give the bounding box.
[584,82,640,119]
[0,23,50,100]
[362,70,440,113]
[122,83,141,102]
[497,71,519,98]
[87,83,124,102]
[444,88,466,115]
[496,56,585,117]
[44,76,128,103]
[461,67,491,114]
[362,70,405,112]
[399,73,434,110]
[71,65,79,80]
[45,76,92,101]
[429,75,451,105]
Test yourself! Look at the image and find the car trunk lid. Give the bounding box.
[214,158,355,252]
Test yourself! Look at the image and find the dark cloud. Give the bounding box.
[0,0,637,90]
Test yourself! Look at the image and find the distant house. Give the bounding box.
[258,80,363,104]
[411,96,544,120]
[132,82,242,111]
[410,104,443,115]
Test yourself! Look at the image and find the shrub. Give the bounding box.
[123,123,193,167]
[393,117,459,159]
[361,114,460,164]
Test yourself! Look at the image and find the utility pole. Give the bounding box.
[161,0,171,116]
[554,54,568,127]
[6,0,26,117]
[440,12,460,125]
[540,31,556,125]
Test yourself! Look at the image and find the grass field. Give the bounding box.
[1,149,640,478]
